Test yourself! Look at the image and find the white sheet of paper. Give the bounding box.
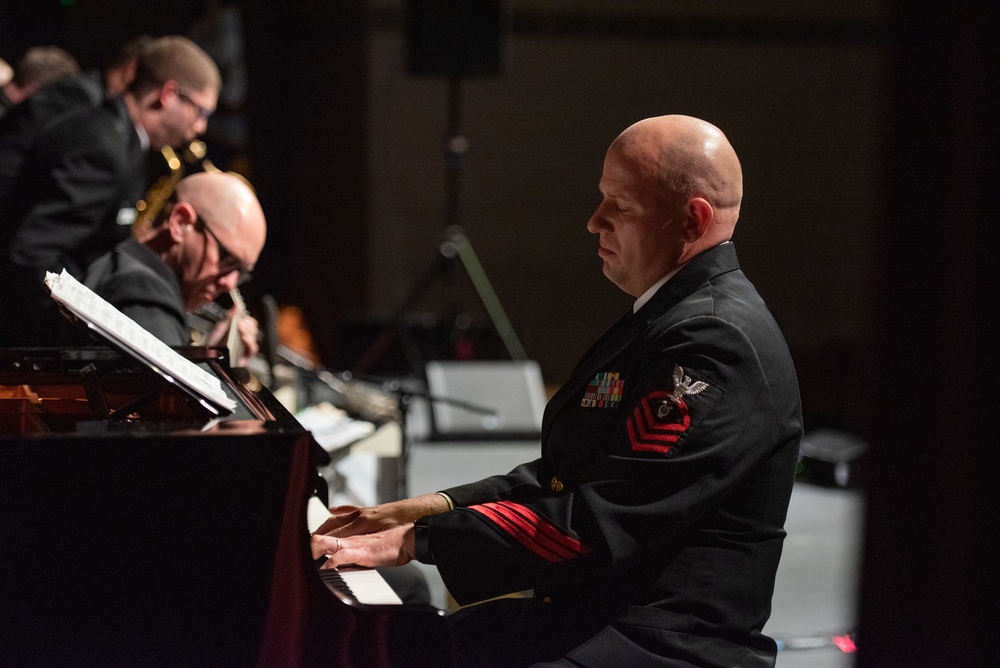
[45,269,236,413]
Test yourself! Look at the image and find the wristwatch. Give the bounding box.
[413,515,434,564]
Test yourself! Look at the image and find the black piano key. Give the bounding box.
[318,568,358,602]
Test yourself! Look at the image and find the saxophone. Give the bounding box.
[132,141,217,236]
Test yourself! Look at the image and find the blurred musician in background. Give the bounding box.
[74,171,263,364]
[0,36,219,347]
[0,45,79,119]
[0,36,151,145]
[0,37,151,211]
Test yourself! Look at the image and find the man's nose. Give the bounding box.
[218,269,239,291]
[586,210,607,234]
[191,116,209,137]
[587,200,613,234]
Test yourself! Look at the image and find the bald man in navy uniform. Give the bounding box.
[311,115,802,668]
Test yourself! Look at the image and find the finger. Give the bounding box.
[310,534,339,560]
[314,513,362,536]
[327,505,362,515]
[240,339,259,363]
[313,517,346,535]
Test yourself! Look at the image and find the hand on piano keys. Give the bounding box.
[311,493,451,540]
[310,493,451,571]
[312,523,416,570]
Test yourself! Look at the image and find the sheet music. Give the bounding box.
[45,269,236,413]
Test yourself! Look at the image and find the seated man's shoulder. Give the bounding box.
[87,246,176,306]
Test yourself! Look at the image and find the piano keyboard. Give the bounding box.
[309,500,402,606]
[319,568,403,606]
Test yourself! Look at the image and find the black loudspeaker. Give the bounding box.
[407,0,504,76]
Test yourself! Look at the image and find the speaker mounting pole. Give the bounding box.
[352,0,522,378]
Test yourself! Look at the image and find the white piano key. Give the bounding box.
[336,568,403,605]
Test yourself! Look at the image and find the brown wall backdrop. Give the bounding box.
[243,2,892,441]
[361,3,888,409]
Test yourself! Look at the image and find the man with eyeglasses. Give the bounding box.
[0,36,220,346]
[77,172,264,363]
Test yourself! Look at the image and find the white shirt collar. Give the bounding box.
[633,269,679,313]
[633,241,731,313]
[133,121,149,151]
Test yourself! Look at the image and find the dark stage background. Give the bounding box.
[2,1,998,664]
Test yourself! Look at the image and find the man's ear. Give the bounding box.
[682,197,714,242]
[167,202,197,243]
[150,80,176,110]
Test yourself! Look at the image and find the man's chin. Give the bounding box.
[601,268,633,295]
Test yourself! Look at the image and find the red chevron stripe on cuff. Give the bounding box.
[470,501,591,563]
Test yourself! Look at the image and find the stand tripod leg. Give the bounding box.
[448,230,527,361]
[351,253,450,376]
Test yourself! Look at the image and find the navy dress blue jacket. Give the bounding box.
[419,242,803,667]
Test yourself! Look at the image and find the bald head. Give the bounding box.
[143,171,265,310]
[588,115,744,297]
[175,172,266,270]
[613,114,743,242]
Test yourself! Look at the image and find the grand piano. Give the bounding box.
[0,345,450,667]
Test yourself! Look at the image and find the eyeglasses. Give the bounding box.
[198,217,252,285]
[175,87,212,120]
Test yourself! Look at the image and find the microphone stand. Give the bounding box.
[274,351,496,502]
[351,75,526,377]
[363,375,497,501]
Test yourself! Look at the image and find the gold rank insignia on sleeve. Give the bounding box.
[580,371,624,408]
[625,365,710,455]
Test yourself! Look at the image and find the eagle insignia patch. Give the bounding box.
[626,365,709,454]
